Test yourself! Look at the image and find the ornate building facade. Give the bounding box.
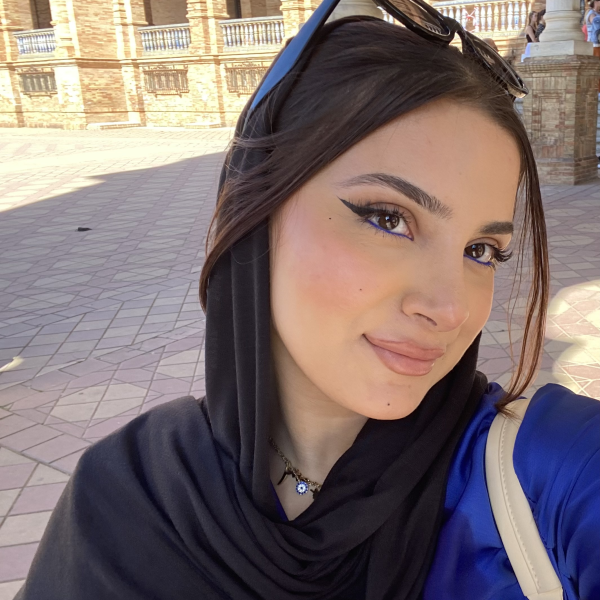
[0,0,533,129]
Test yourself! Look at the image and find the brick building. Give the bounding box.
[0,0,533,129]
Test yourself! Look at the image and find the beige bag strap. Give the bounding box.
[485,397,563,600]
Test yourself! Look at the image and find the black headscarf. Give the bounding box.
[17,21,487,600]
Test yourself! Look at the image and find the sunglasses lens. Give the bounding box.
[469,35,526,94]
[386,0,448,35]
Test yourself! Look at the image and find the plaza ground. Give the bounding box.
[1,128,600,599]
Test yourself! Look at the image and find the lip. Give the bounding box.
[364,334,445,377]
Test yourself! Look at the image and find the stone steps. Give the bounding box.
[86,122,142,130]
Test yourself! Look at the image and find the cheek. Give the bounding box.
[272,213,382,337]
[461,272,495,344]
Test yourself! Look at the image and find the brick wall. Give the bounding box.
[77,64,129,123]
[0,67,22,127]
[72,0,119,59]
[520,54,600,184]
[141,61,196,126]
[150,0,188,25]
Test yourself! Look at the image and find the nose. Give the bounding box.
[400,260,471,333]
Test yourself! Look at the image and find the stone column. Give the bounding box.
[49,0,77,58]
[113,0,147,60]
[187,0,229,127]
[280,0,318,38]
[281,0,381,40]
[188,0,228,54]
[114,0,147,125]
[520,0,600,184]
[329,0,383,21]
[0,0,27,126]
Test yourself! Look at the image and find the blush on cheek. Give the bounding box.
[283,225,382,317]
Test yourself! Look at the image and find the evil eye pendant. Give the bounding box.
[295,480,309,495]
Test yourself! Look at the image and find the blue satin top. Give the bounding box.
[424,383,600,600]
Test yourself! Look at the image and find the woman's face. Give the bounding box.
[270,100,520,420]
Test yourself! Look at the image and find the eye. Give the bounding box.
[465,242,512,269]
[465,243,494,264]
[338,198,413,240]
[366,210,411,238]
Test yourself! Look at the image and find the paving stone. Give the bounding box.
[23,435,89,463]
[49,403,97,423]
[0,512,52,547]
[50,448,87,473]
[9,483,67,516]
[0,464,35,492]
[0,491,19,518]
[0,416,35,440]
[26,464,70,487]
[0,449,32,468]
[56,386,106,405]
[103,383,147,401]
[0,544,38,583]
[0,425,62,452]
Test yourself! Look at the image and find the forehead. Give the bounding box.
[324,100,521,223]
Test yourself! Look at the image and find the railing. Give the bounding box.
[138,24,191,53]
[14,28,56,55]
[432,0,532,34]
[220,16,285,50]
[19,70,57,94]
[225,63,269,93]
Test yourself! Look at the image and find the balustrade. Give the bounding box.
[138,24,191,53]
[220,16,285,50]
[433,0,532,34]
[14,29,56,55]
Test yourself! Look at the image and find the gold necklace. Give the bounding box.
[268,437,322,498]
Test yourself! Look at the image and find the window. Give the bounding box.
[225,63,268,95]
[19,70,57,94]
[144,68,189,93]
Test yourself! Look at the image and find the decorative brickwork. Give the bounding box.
[520,55,600,185]
[0,0,578,132]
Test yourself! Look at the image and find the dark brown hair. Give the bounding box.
[200,18,549,410]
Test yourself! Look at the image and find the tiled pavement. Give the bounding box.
[0,128,600,598]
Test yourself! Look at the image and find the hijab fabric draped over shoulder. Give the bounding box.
[16,64,488,600]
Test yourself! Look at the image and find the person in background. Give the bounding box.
[535,8,546,39]
[482,37,498,52]
[521,11,539,61]
[585,0,600,41]
[525,10,539,42]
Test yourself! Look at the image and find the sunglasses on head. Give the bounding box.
[243,0,528,129]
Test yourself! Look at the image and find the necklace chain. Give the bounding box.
[268,437,322,498]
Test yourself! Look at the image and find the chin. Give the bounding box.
[345,378,437,421]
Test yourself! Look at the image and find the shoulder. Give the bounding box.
[447,382,599,510]
[515,383,600,497]
[74,396,209,487]
[514,384,600,549]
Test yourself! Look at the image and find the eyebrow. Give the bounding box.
[339,172,514,237]
[478,221,514,236]
[338,173,453,219]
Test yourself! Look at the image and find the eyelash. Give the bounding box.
[340,198,413,240]
[341,198,513,270]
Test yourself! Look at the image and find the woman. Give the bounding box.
[525,10,539,42]
[16,5,600,600]
[585,0,600,43]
